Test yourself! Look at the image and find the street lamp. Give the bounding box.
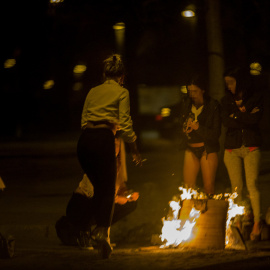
[4,59,16,69]
[181,4,196,18]
[181,4,197,34]
[43,80,55,90]
[73,64,87,75]
[113,22,125,55]
[50,0,64,3]
[250,62,262,76]
[181,10,195,18]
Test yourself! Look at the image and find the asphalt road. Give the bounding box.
[0,135,270,269]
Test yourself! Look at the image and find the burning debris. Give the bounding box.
[159,187,246,250]
[160,200,200,248]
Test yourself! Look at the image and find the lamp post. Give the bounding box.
[205,0,225,101]
[182,1,224,101]
[113,22,126,56]
[181,10,195,18]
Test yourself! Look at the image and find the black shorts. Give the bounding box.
[187,145,206,160]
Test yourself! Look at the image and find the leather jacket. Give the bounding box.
[220,91,263,149]
[170,95,221,153]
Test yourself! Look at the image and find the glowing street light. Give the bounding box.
[73,64,87,74]
[50,0,64,3]
[4,59,16,69]
[113,22,125,55]
[250,62,262,75]
[181,3,196,18]
[181,10,195,18]
[181,85,187,94]
[43,80,55,90]
[113,22,125,30]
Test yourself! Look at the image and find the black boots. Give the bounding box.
[92,227,112,259]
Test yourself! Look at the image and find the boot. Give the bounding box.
[92,227,112,259]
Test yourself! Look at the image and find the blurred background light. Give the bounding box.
[250,62,262,75]
[113,22,126,55]
[4,59,16,69]
[181,4,196,18]
[161,108,171,117]
[73,64,87,74]
[113,22,125,30]
[43,80,55,90]
[181,85,187,93]
[50,0,64,3]
[72,82,83,91]
[181,10,195,18]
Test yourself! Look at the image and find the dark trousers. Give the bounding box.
[55,193,138,246]
[77,128,116,228]
[66,192,138,230]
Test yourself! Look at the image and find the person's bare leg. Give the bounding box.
[183,149,200,189]
[200,152,218,195]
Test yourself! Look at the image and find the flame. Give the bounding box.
[226,192,245,229]
[160,187,246,249]
[160,196,201,248]
[179,186,208,200]
[225,192,245,247]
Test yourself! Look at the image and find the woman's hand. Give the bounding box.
[184,118,194,133]
[127,191,139,202]
[115,191,140,204]
[132,152,142,166]
[239,106,246,112]
[235,100,243,107]
[128,141,143,166]
[115,195,128,205]
[251,107,259,114]
[189,120,199,131]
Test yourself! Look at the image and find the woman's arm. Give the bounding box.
[119,89,137,143]
[220,96,244,128]
[119,89,142,166]
[230,93,264,126]
[195,101,221,143]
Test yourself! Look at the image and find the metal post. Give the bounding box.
[205,0,225,101]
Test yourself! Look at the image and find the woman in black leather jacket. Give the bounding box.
[173,75,221,196]
[221,67,263,241]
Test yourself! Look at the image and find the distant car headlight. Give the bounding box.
[161,108,171,117]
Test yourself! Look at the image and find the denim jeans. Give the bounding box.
[224,146,261,222]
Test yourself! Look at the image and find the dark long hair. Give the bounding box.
[103,54,125,82]
[223,67,252,100]
[186,74,209,95]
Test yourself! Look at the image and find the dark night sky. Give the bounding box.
[1,0,270,139]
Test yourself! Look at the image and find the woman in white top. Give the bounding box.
[169,75,221,195]
[77,54,141,258]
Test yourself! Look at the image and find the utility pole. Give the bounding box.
[205,0,228,185]
[205,0,225,101]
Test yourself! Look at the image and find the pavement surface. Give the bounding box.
[0,133,270,269]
